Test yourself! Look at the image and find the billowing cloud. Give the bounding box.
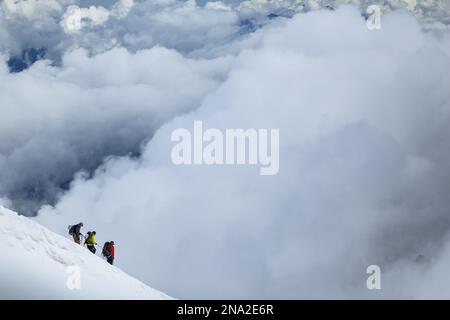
[29,5,450,299]
[1,0,450,299]
[1,0,449,59]
[0,45,232,214]
[0,0,258,214]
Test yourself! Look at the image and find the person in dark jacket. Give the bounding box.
[102,241,115,265]
[68,223,83,244]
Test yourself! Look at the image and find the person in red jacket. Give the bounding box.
[102,241,115,265]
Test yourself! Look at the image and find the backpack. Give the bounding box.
[102,242,111,257]
[84,231,92,245]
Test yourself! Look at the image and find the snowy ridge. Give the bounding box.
[0,206,172,299]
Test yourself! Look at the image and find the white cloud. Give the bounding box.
[1,0,450,299]
[61,5,110,34]
[33,6,450,299]
[1,0,64,19]
[0,45,231,214]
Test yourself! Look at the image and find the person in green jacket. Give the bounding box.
[84,231,97,254]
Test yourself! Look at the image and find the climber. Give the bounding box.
[102,241,115,265]
[68,223,84,244]
[84,231,97,254]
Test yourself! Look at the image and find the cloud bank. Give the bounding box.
[1,0,450,298]
[21,4,450,299]
[2,0,449,215]
[0,45,233,214]
[0,0,253,213]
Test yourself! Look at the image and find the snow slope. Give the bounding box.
[0,206,172,299]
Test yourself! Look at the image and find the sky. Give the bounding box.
[1,0,450,298]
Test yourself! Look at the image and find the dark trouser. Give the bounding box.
[71,233,80,244]
[87,245,96,254]
[107,256,114,265]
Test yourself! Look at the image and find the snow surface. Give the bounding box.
[0,206,172,299]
